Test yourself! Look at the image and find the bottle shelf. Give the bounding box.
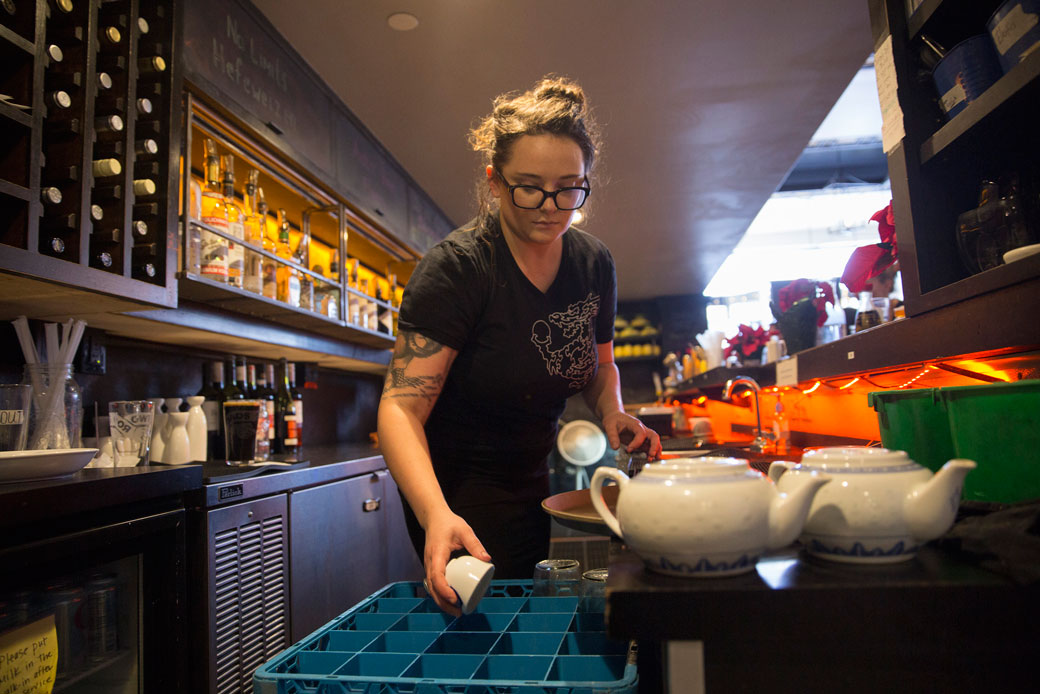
[0,98,32,126]
[0,21,34,54]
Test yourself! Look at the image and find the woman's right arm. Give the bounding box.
[377,330,490,615]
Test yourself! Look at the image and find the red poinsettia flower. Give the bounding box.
[777,278,835,328]
[723,323,774,360]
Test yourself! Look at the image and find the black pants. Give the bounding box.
[401,490,551,580]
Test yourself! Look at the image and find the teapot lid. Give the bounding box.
[640,457,756,479]
[798,447,919,471]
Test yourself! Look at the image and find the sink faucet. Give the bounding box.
[723,376,771,453]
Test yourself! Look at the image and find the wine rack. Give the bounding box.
[0,0,178,309]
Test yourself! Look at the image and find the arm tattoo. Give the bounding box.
[382,332,448,402]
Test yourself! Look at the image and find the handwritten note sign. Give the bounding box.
[0,616,57,694]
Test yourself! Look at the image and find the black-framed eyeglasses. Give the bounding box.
[495,169,591,210]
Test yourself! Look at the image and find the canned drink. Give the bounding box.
[43,584,87,676]
[85,575,119,660]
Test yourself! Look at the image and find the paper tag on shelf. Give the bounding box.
[874,35,905,154]
[776,355,798,387]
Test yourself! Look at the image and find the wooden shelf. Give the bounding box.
[0,23,35,53]
[921,48,1040,164]
[0,178,31,201]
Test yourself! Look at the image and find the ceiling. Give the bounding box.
[250,0,873,301]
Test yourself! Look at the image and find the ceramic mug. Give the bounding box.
[445,555,495,614]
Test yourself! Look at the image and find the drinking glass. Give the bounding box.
[0,384,32,451]
[580,568,608,613]
[22,363,82,450]
[223,400,262,464]
[108,400,155,466]
[533,558,581,597]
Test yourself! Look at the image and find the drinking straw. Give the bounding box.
[12,316,38,364]
[45,322,59,364]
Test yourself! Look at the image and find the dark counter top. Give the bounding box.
[187,442,386,508]
[0,443,386,528]
[0,463,202,531]
[606,542,1038,692]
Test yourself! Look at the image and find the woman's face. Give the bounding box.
[489,134,587,247]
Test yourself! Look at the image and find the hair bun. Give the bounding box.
[534,76,585,110]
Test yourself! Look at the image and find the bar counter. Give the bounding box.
[606,542,1038,693]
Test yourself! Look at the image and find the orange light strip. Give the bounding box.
[803,381,822,394]
[838,377,860,390]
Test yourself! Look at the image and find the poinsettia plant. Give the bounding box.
[775,278,836,328]
[723,323,773,361]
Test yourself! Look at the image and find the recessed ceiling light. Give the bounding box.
[387,12,419,31]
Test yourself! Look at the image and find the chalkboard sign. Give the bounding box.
[408,186,456,253]
[182,0,334,176]
[335,114,408,238]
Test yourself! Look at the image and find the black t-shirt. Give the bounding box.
[398,216,616,491]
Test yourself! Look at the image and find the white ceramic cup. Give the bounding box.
[445,556,495,614]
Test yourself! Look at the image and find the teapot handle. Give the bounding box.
[590,467,628,537]
[767,460,793,483]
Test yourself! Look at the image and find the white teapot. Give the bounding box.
[768,447,975,564]
[590,458,830,577]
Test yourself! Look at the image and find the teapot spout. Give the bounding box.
[904,459,976,541]
[767,471,830,550]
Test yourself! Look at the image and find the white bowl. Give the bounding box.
[1003,243,1040,264]
[0,448,98,483]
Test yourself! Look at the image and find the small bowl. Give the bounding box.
[445,556,495,614]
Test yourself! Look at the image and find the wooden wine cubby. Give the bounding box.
[0,0,180,309]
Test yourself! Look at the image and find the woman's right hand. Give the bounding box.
[422,509,492,616]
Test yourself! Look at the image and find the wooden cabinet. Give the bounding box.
[872,0,1040,316]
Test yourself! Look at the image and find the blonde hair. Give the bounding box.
[468,75,601,226]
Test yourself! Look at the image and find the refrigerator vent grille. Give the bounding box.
[213,514,287,694]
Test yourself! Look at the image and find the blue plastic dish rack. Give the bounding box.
[253,580,637,694]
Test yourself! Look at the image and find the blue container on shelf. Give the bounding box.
[253,580,637,694]
[932,35,1004,118]
[987,0,1040,73]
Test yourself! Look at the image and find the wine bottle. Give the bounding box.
[136,138,158,157]
[131,243,158,280]
[137,16,150,35]
[97,72,113,91]
[262,363,276,448]
[92,158,122,178]
[94,114,124,140]
[41,187,63,206]
[91,250,114,270]
[45,44,64,63]
[133,178,157,196]
[98,25,121,52]
[235,357,248,400]
[245,363,257,399]
[130,219,148,238]
[288,361,303,452]
[135,97,152,116]
[90,204,104,222]
[138,56,166,74]
[273,357,298,458]
[223,355,244,402]
[46,90,73,111]
[198,361,224,461]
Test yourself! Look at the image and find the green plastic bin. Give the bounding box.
[941,380,1040,503]
[867,388,955,474]
[870,380,1040,503]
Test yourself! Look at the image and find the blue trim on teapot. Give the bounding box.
[797,463,922,474]
[808,539,920,557]
[653,553,759,574]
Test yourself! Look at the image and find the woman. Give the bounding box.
[377,76,661,614]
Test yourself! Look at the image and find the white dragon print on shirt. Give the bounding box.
[530,292,600,389]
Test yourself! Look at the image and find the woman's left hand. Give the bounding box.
[601,411,662,461]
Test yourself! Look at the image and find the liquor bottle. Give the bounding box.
[253,365,271,461]
[296,225,313,311]
[288,361,304,452]
[347,259,360,326]
[241,169,263,294]
[389,273,400,335]
[377,280,393,334]
[262,363,276,449]
[198,361,224,461]
[257,187,278,300]
[199,139,228,282]
[221,155,244,289]
[273,358,298,458]
[275,208,300,305]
